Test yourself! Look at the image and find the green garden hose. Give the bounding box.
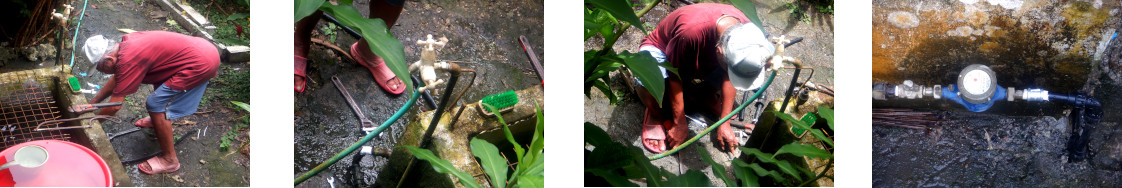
[69,0,90,67]
[648,71,777,160]
[294,89,419,185]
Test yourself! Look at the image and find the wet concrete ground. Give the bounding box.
[872,0,1122,186]
[584,0,835,186]
[34,0,252,186]
[293,0,543,187]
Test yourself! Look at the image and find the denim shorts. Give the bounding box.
[146,81,208,120]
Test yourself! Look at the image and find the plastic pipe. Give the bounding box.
[649,71,777,160]
[68,0,90,67]
[294,89,419,185]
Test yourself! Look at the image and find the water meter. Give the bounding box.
[957,64,997,104]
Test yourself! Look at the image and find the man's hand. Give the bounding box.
[69,104,97,114]
[95,96,125,117]
[665,120,689,151]
[714,123,738,153]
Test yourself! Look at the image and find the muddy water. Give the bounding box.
[872,0,1122,186]
[293,0,543,187]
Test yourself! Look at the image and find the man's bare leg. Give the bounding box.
[665,78,688,150]
[138,112,179,173]
[637,85,666,153]
[294,11,322,92]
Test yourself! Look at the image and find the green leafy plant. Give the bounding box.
[584,0,769,106]
[320,22,339,43]
[584,123,711,186]
[585,106,834,186]
[295,0,412,91]
[782,0,833,23]
[212,65,250,104]
[221,101,250,151]
[401,104,545,188]
[187,0,250,46]
[711,106,833,186]
[584,0,673,105]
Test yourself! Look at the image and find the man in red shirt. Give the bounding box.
[82,31,220,174]
[635,3,774,154]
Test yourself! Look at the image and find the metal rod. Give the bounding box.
[35,115,119,131]
[332,76,375,132]
[447,70,478,129]
[518,36,544,83]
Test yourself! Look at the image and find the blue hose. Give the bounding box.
[294,89,419,185]
[68,0,91,67]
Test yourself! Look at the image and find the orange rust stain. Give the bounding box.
[968,11,989,26]
[979,42,1000,53]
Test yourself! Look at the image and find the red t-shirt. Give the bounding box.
[111,31,220,97]
[640,3,749,80]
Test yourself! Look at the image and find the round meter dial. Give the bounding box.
[957,64,997,104]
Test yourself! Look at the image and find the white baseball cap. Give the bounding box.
[721,23,773,91]
[83,35,115,64]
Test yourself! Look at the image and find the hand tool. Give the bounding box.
[517,35,544,83]
[67,102,123,114]
[331,76,376,133]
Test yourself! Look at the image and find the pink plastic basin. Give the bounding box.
[0,140,112,187]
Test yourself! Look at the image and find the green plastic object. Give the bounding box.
[481,90,518,110]
[68,77,80,92]
[793,113,818,137]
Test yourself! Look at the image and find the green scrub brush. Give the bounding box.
[479,90,518,116]
[68,77,81,93]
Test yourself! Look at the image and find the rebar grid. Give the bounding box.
[0,79,69,151]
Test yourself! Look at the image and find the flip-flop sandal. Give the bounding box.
[351,42,405,95]
[295,55,308,93]
[641,109,667,153]
[138,157,180,175]
[134,117,152,128]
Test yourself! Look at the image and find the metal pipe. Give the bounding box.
[398,63,465,187]
[447,69,478,129]
[776,58,804,113]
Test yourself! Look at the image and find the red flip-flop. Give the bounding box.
[138,157,180,174]
[641,109,667,153]
[134,117,152,128]
[351,42,405,95]
[295,56,308,93]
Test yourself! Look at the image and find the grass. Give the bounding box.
[184,0,250,46]
[221,102,249,151]
[209,64,250,106]
[784,0,833,23]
